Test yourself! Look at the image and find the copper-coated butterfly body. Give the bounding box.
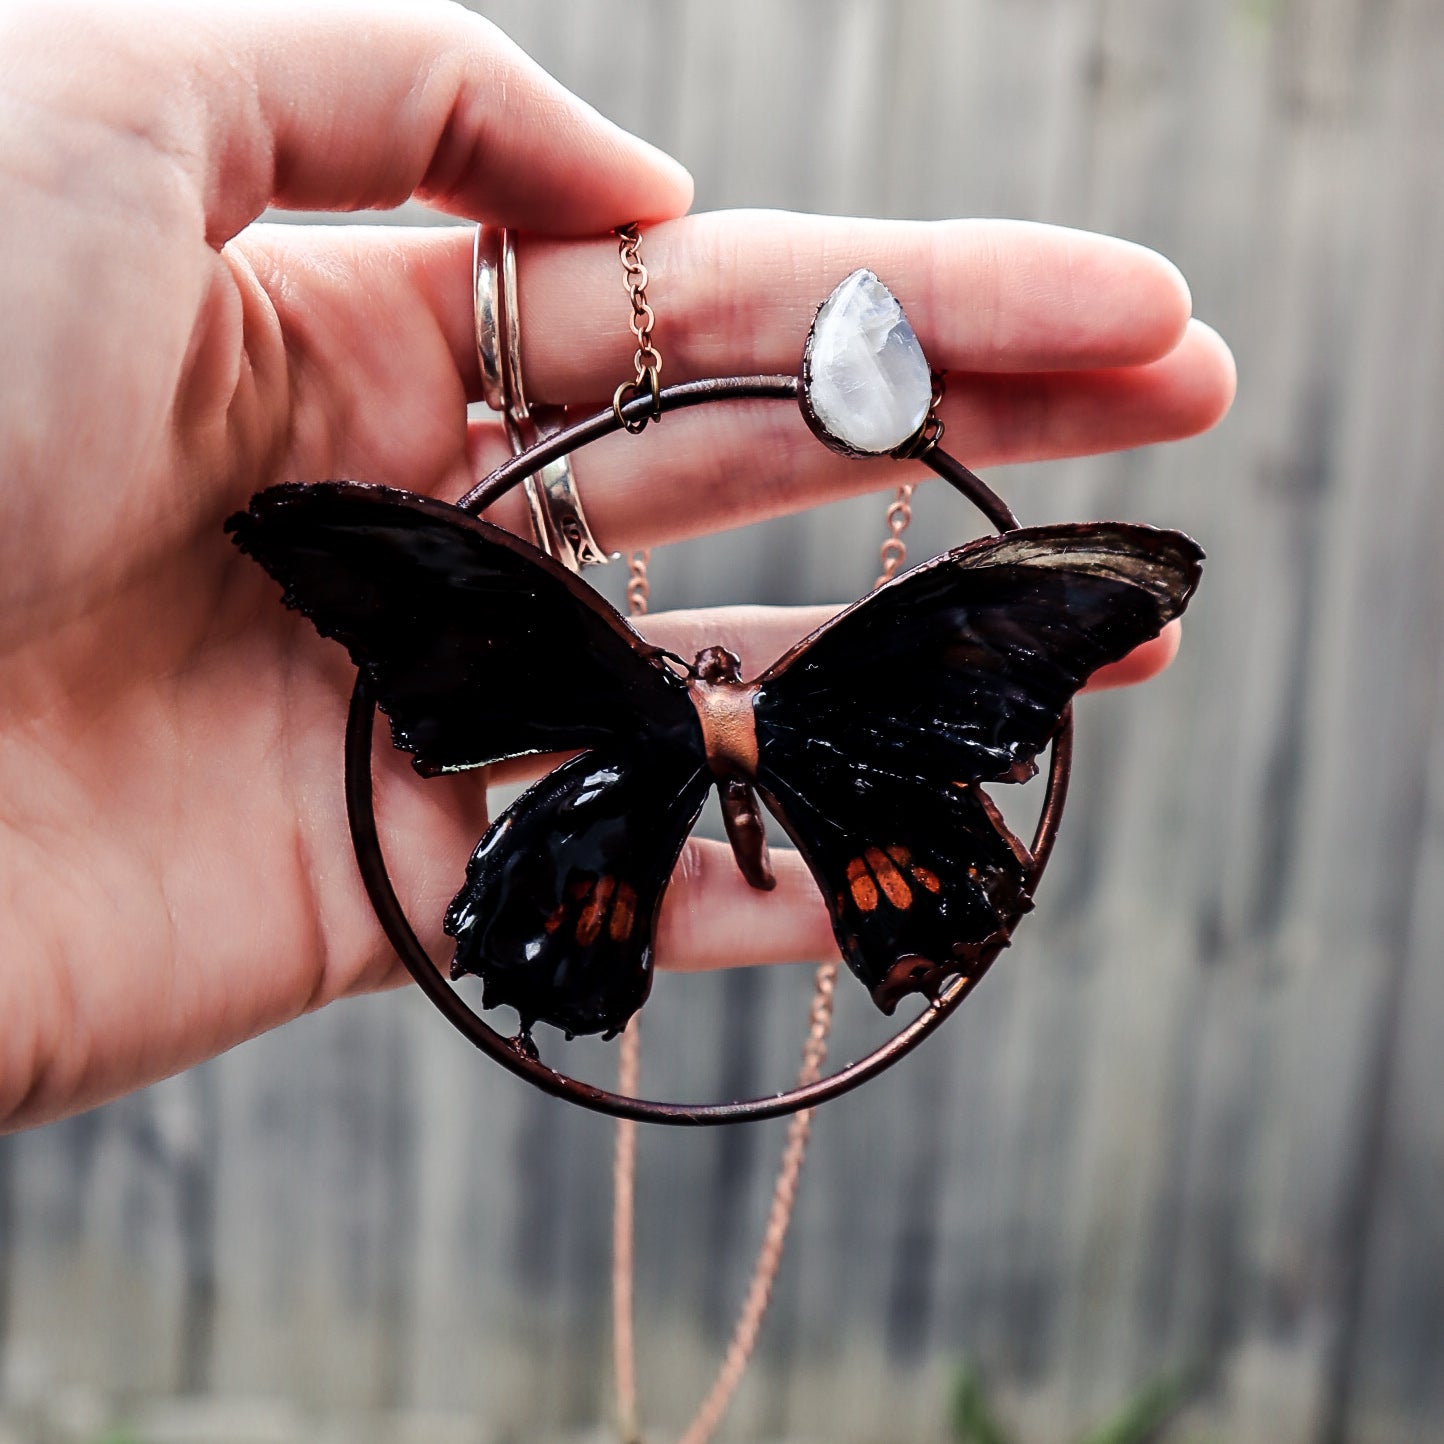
[686,645,775,890]
[687,646,760,780]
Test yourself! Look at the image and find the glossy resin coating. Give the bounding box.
[231,485,1202,1041]
[446,746,710,1039]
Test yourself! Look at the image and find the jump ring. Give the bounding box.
[611,368,664,434]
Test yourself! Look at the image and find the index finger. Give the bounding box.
[20,0,694,242]
[513,212,1196,397]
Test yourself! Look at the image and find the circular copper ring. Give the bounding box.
[346,374,1074,1125]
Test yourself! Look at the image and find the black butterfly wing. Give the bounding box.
[446,745,711,1039]
[230,481,713,1040]
[227,481,700,775]
[753,522,1203,1010]
[756,753,1036,1012]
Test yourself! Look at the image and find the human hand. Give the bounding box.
[0,0,1234,1130]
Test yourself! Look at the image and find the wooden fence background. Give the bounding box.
[4,0,1444,1440]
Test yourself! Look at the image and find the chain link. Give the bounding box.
[892,368,948,461]
[876,483,915,587]
[874,371,945,586]
[614,224,664,433]
[625,549,651,616]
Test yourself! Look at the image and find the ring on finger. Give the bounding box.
[473,224,613,571]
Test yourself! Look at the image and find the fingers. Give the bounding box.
[241,209,1209,410]
[378,212,1194,401]
[231,214,1231,524]
[472,319,1236,552]
[516,211,1196,396]
[231,216,1232,546]
[1087,621,1182,691]
[655,840,838,972]
[133,0,692,242]
[636,605,838,676]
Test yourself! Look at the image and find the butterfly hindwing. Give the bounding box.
[228,482,700,775]
[754,522,1203,1008]
[446,746,711,1039]
[757,749,1034,1012]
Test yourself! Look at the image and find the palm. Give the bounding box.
[1,195,491,1120]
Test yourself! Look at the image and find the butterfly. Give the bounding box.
[228,482,1202,1044]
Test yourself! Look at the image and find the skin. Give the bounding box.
[0,0,1236,1131]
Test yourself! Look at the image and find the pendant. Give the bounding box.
[225,271,1203,1122]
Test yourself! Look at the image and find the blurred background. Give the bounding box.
[4,0,1443,1440]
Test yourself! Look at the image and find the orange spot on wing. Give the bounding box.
[864,846,913,909]
[850,875,880,911]
[576,875,616,947]
[846,857,880,912]
[886,843,940,896]
[910,863,943,894]
[609,882,637,942]
[544,905,566,935]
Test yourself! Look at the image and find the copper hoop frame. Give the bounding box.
[344,374,1074,1125]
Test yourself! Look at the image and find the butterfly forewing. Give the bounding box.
[754,522,1203,1009]
[755,523,1203,790]
[228,482,700,775]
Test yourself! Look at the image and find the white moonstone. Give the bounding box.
[805,269,932,454]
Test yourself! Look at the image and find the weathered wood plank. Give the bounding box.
[5,0,1444,1439]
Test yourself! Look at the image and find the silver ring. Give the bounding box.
[472,226,506,413]
[473,226,614,571]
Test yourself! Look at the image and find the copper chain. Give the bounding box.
[609,497,904,1444]
[877,483,916,585]
[675,961,838,1444]
[875,373,940,584]
[612,1015,643,1444]
[609,230,934,1444]
[614,224,664,432]
[611,549,648,1444]
[625,549,651,615]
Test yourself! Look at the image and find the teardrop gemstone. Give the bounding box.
[801,269,932,455]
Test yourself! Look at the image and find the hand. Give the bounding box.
[0,0,1235,1130]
